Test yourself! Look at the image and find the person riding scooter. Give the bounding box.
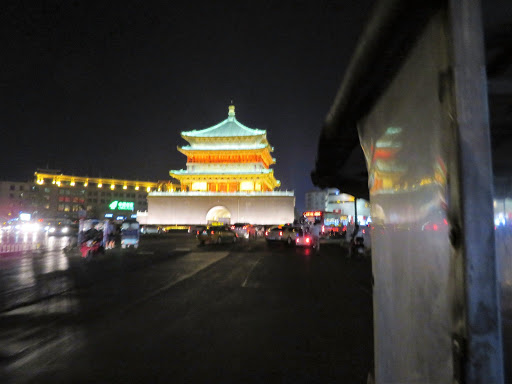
[80,222,105,259]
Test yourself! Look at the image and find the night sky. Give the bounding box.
[1,0,376,211]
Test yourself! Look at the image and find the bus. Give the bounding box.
[302,211,348,237]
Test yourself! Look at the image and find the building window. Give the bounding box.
[19,185,24,191]
[10,185,15,190]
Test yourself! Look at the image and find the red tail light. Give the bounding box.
[211,230,214,234]
[306,237,310,243]
[279,231,283,236]
[265,231,268,236]
[231,225,234,229]
[196,231,199,235]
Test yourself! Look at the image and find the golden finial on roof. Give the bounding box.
[228,104,235,117]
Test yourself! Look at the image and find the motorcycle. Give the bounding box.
[80,238,104,260]
[349,236,365,258]
[78,219,105,261]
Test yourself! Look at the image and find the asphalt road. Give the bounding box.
[0,233,374,383]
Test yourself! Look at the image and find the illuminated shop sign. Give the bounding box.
[303,211,322,217]
[109,201,134,211]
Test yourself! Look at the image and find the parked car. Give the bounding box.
[265,224,301,245]
[197,226,237,245]
[231,223,256,239]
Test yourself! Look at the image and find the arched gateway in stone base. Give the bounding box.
[205,206,231,225]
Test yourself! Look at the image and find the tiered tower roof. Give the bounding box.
[170,105,280,192]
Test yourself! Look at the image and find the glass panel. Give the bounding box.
[358,13,453,382]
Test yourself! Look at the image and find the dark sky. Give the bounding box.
[1,0,375,211]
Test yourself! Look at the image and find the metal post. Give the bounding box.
[354,197,358,223]
[449,0,504,381]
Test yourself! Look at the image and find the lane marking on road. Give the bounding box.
[242,256,262,288]
[175,247,191,252]
[120,251,229,312]
[137,251,154,255]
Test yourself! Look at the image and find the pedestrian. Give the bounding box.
[312,219,322,252]
[106,220,116,249]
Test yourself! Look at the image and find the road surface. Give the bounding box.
[1,233,374,383]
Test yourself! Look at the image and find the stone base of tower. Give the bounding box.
[138,191,295,225]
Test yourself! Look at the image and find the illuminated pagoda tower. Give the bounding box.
[170,105,280,193]
[141,104,295,225]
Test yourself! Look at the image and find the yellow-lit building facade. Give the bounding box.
[32,170,178,220]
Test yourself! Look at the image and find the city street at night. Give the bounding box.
[0,233,374,383]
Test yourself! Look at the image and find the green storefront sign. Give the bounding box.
[109,200,134,211]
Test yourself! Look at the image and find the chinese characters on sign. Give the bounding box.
[109,201,134,211]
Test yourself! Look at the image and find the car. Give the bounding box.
[265,224,301,245]
[197,226,237,245]
[295,228,316,247]
[190,225,207,235]
[140,225,162,234]
[44,219,77,236]
[230,223,255,239]
[188,225,206,234]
